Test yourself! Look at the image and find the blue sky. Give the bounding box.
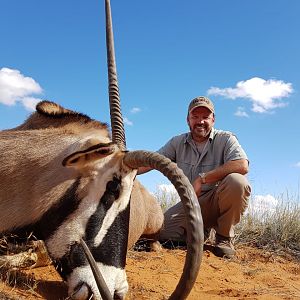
[1,0,299,204]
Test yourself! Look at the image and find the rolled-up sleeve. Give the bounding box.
[224,134,248,162]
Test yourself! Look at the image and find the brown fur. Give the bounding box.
[0,100,163,249]
[128,180,163,249]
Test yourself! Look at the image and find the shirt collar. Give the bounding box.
[185,127,215,144]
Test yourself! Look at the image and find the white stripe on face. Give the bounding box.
[93,169,137,247]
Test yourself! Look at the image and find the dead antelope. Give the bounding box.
[0,0,204,299]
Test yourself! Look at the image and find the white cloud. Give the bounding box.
[295,162,300,168]
[22,97,41,111]
[130,107,141,114]
[234,106,249,118]
[247,194,278,216]
[123,117,133,126]
[0,67,43,111]
[207,77,293,113]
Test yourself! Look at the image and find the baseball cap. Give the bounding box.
[188,96,214,114]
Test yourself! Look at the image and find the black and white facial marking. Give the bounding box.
[56,176,130,299]
[56,176,128,275]
[46,155,136,299]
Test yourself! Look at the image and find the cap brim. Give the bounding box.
[189,104,214,113]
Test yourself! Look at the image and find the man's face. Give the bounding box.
[187,106,215,142]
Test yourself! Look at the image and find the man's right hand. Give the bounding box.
[192,176,202,197]
[137,166,152,175]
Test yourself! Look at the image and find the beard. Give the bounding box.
[190,124,211,140]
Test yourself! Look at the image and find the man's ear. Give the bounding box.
[62,141,115,168]
[187,114,191,127]
[212,113,216,123]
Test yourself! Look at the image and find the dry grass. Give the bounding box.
[153,186,180,213]
[0,234,49,297]
[235,196,300,259]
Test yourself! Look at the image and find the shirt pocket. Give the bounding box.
[176,160,195,181]
[199,163,217,174]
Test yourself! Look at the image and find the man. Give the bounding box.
[138,96,251,258]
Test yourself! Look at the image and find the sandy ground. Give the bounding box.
[0,245,299,299]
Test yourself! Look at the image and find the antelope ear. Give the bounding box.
[62,142,116,167]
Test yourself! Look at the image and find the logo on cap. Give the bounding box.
[188,96,214,114]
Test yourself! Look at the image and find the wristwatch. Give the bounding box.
[199,172,206,184]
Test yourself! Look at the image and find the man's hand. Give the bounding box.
[137,166,152,175]
[192,176,202,197]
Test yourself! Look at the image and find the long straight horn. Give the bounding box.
[105,0,126,151]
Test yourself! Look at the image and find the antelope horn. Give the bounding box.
[124,150,204,300]
[105,0,126,151]
[80,238,113,300]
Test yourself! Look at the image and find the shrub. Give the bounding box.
[153,184,180,213]
[235,194,300,259]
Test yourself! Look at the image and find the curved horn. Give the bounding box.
[105,0,126,151]
[80,238,113,300]
[123,151,204,300]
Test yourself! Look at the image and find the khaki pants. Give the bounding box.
[159,173,251,241]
